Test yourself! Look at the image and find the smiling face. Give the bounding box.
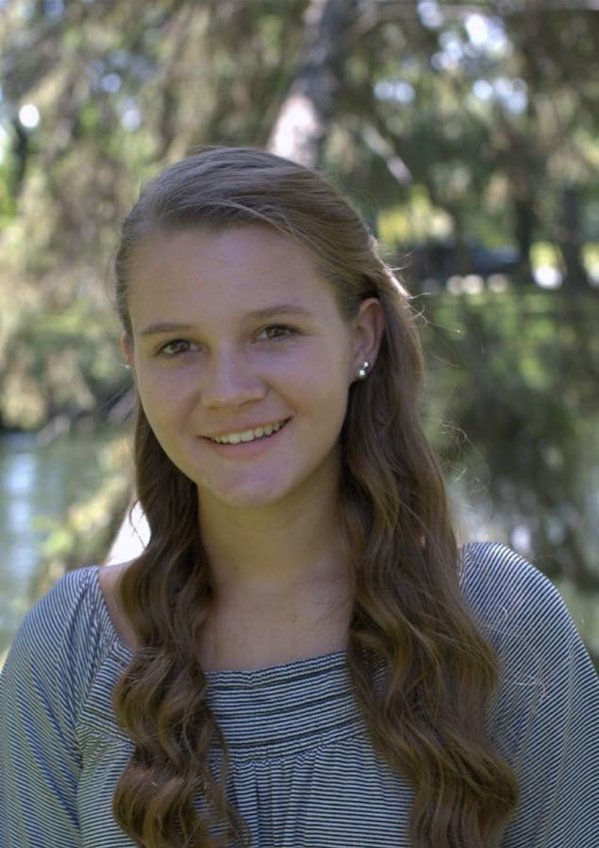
[122,224,378,517]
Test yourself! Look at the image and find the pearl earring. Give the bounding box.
[356,360,371,380]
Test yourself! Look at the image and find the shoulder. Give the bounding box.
[96,561,138,650]
[458,541,571,638]
[16,565,101,650]
[456,541,596,689]
[459,546,599,827]
[459,540,551,595]
[457,542,597,702]
[1,565,110,721]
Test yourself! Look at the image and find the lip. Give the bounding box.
[202,418,291,440]
[200,418,291,456]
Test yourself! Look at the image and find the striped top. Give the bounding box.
[1,542,598,847]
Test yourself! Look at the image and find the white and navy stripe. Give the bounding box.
[1,542,598,847]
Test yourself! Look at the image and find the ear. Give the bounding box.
[120,332,134,368]
[350,297,385,376]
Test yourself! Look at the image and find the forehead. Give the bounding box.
[126,224,340,326]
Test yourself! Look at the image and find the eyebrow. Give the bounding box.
[138,304,314,336]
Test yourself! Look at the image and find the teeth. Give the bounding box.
[212,420,286,444]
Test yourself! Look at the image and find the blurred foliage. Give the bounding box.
[421,290,598,585]
[0,0,597,637]
[2,303,126,428]
[0,3,596,411]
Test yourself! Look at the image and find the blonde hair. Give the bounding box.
[110,146,518,847]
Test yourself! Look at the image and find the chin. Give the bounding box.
[199,468,308,509]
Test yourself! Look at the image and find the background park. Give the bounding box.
[0,0,597,670]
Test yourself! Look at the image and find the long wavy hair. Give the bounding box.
[109,146,519,848]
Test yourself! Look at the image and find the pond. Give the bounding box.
[0,429,114,657]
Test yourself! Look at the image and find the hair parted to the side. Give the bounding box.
[110,145,519,848]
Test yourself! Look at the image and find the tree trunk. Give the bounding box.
[511,175,535,285]
[10,117,29,196]
[558,185,589,291]
[268,0,359,167]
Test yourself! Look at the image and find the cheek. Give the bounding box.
[306,367,351,432]
[136,371,195,425]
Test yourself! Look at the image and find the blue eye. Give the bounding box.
[157,325,298,357]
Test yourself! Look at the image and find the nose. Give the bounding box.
[199,350,266,409]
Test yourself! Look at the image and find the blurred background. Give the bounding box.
[0,0,597,669]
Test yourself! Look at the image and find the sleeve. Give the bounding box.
[0,567,99,847]
[467,544,599,848]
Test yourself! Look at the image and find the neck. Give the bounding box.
[198,481,351,607]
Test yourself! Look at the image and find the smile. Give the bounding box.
[209,419,289,444]
[201,418,292,456]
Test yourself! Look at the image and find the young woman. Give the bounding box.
[1,147,598,848]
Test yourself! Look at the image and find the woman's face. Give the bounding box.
[122,224,380,513]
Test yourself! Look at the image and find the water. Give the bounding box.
[0,429,114,656]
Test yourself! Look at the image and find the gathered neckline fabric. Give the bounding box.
[88,565,367,759]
